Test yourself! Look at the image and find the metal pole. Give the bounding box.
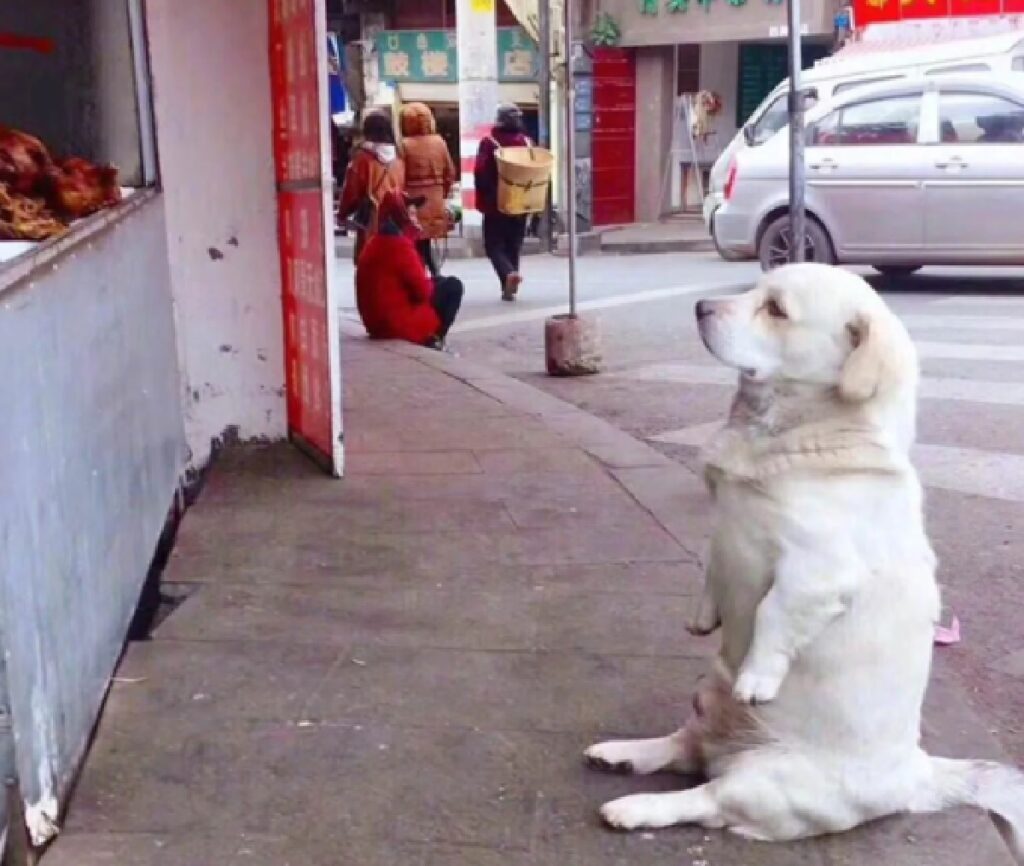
[564,0,578,316]
[787,0,806,263]
[538,0,554,252]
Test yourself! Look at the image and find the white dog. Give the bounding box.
[585,263,1024,850]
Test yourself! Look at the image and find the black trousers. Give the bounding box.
[482,213,527,286]
[416,238,439,277]
[431,275,463,339]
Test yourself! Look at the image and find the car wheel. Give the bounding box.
[757,214,835,272]
[872,265,922,278]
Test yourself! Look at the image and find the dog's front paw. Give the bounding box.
[687,611,720,636]
[733,665,785,705]
[584,742,639,775]
[600,794,669,831]
[687,594,721,636]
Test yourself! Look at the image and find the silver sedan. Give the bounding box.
[713,74,1024,273]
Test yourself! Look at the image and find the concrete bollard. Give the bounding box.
[544,314,602,377]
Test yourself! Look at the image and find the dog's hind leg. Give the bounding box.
[600,782,723,831]
[585,726,702,776]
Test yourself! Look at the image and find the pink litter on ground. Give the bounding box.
[934,617,961,646]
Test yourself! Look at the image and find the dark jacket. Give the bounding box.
[473,125,530,216]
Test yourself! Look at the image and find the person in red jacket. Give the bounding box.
[355,190,463,350]
[474,103,531,301]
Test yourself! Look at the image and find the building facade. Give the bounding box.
[589,0,842,222]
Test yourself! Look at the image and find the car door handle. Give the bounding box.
[935,156,968,169]
[809,158,838,170]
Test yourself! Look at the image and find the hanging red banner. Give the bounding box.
[269,0,343,474]
[948,0,1001,15]
[898,0,952,19]
[854,0,901,27]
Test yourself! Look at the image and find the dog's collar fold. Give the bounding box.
[702,422,911,491]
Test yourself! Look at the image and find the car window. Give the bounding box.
[927,62,991,75]
[832,75,903,95]
[747,89,819,146]
[808,95,921,146]
[939,92,1024,144]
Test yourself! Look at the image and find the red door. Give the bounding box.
[591,48,636,226]
[269,0,343,475]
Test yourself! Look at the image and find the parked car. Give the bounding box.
[712,74,1024,272]
[703,24,1024,254]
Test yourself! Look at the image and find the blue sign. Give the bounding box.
[327,33,347,116]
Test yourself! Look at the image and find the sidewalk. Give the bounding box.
[46,336,1015,865]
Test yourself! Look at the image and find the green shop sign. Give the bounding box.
[376,27,539,84]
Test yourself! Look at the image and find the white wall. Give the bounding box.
[146,0,287,470]
[699,41,739,163]
[0,198,184,839]
[634,46,675,222]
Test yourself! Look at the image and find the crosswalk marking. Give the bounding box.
[611,363,1024,408]
[901,314,1024,332]
[648,421,1024,504]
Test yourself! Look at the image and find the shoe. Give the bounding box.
[505,272,522,297]
[424,336,445,351]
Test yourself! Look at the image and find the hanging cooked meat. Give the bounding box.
[0,125,53,195]
[0,125,122,240]
[45,157,121,220]
[0,182,64,241]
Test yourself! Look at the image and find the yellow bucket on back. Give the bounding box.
[495,146,553,216]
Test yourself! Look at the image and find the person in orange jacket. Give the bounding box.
[338,111,405,262]
[399,102,456,277]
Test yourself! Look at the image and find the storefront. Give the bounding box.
[370,24,542,165]
[591,0,840,221]
[0,0,340,854]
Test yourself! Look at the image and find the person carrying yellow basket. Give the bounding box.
[473,103,532,302]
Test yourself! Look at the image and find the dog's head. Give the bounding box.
[695,263,917,403]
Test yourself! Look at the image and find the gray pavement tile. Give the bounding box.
[303,645,702,735]
[504,524,690,567]
[42,833,304,866]
[473,448,600,476]
[345,450,483,476]
[530,589,705,657]
[815,810,1016,865]
[345,415,562,454]
[611,465,714,555]
[64,723,560,852]
[525,561,702,595]
[177,496,516,537]
[155,583,538,651]
[166,518,690,585]
[43,833,423,866]
[420,844,533,866]
[107,640,343,725]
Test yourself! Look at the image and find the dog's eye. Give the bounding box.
[764,298,788,320]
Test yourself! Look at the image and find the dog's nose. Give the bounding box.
[695,300,713,321]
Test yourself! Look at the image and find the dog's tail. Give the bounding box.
[913,757,1024,860]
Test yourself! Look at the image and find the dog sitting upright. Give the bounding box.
[585,263,1024,850]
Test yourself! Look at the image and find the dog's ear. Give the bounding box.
[838,310,915,402]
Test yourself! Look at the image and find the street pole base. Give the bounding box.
[544,314,602,377]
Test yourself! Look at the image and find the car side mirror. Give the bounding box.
[742,125,755,146]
